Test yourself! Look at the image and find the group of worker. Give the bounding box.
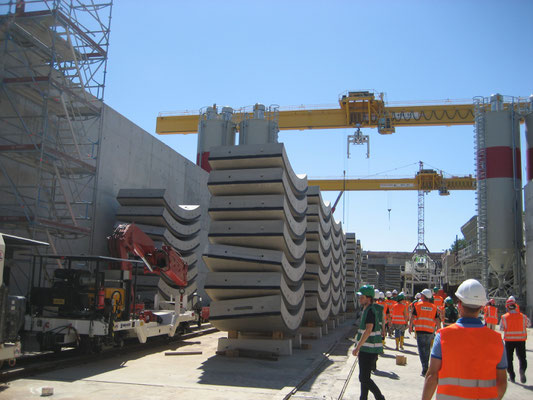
[352,280,530,400]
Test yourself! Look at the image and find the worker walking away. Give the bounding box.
[409,288,441,376]
[432,287,444,320]
[421,279,507,400]
[391,292,408,350]
[500,296,530,383]
[385,291,396,338]
[483,298,498,330]
[352,285,386,400]
[443,296,458,327]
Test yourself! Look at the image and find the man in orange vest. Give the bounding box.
[483,298,498,330]
[409,288,441,376]
[500,296,530,383]
[421,279,507,400]
[433,286,444,320]
[391,292,408,350]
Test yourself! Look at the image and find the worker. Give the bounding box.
[483,298,498,330]
[421,279,507,400]
[443,296,458,327]
[375,291,387,347]
[500,296,530,383]
[432,286,444,320]
[352,285,386,400]
[385,291,396,338]
[391,292,408,350]
[409,288,440,376]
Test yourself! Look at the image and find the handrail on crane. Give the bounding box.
[156,90,482,135]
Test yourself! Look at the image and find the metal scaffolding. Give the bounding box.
[0,0,112,253]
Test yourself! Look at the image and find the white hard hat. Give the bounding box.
[415,292,421,299]
[392,289,398,295]
[421,288,433,299]
[385,291,392,297]
[455,279,487,307]
[379,292,385,299]
[374,289,379,299]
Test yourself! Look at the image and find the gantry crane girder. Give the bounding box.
[156,91,476,135]
[308,170,475,194]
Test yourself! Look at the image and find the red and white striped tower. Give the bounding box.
[478,94,522,290]
[524,96,533,314]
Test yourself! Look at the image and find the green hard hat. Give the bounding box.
[433,286,439,293]
[445,296,453,305]
[397,293,405,301]
[357,285,375,297]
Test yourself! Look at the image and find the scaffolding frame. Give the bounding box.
[0,0,112,255]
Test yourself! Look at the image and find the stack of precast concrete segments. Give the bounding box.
[203,143,307,356]
[329,217,347,328]
[345,233,357,314]
[114,189,201,310]
[300,186,332,339]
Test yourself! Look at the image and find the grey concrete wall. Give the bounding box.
[93,104,210,302]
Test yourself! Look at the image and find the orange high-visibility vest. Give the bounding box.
[391,302,407,325]
[437,324,503,400]
[501,311,527,341]
[414,300,437,332]
[433,295,444,308]
[375,300,387,319]
[484,305,498,325]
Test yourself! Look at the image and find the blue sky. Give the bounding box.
[104,1,533,252]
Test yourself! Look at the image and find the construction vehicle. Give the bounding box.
[0,232,49,367]
[24,223,196,352]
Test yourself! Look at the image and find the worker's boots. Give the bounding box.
[395,338,400,350]
[400,336,405,350]
[520,369,526,384]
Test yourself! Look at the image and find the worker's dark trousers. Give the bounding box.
[358,351,385,400]
[416,331,433,374]
[505,340,527,379]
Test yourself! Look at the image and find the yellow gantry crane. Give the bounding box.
[156,91,475,135]
[155,90,477,193]
[309,169,475,194]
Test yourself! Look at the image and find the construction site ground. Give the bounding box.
[1,318,531,400]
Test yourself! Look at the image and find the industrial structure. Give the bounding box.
[156,92,533,311]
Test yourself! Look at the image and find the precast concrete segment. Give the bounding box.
[204,272,304,305]
[209,294,305,334]
[157,276,197,302]
[303,294,331,323]
[202,243,305,285]
[116,189,201,223]
[126,223,200,253]
[209,194,306,222]
[208,220,306,263]
[306,221,332,244]
[304,280,331,305]
[208,143,306,190]
[116,206,201,238]
[307,225,332,254]
[305,240,332,268]
[207,168,307,215]
[303,263,332,287]
[209,196,306,239]
[208,163,307,201]
[307,186,332,219]
[306,205,331,233]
